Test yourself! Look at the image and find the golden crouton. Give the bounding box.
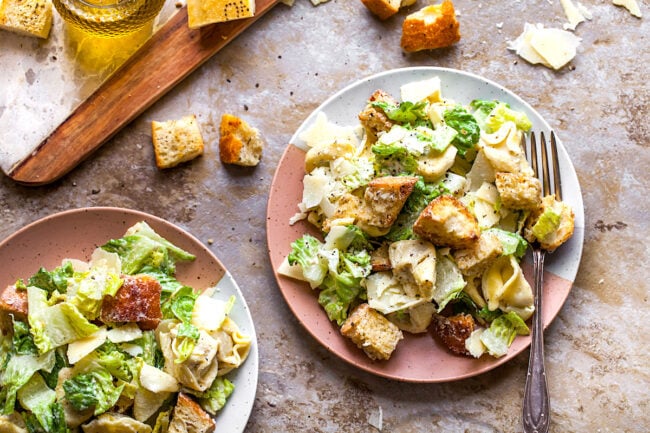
[524,194,575,251]
[219,113,264,167]
[360,0,400,21]
[100,275,162,330]
[357,176,419,236]
[453,231,503,277]
[0,0,52,39]
[430,313,475,356]
[358,89,399,138]
[167,393,215,433]
[322,193,362,233]
[400,0,461,52]
[370,242,392,272]
[152,115,204,169]
[0,284,28,323]
[341,303,403,361]
[413,195,480,249]
[495,172,542,210]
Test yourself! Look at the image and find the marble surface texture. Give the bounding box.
[1,0,648,432]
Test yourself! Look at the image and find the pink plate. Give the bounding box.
[0,207,258,432]
[266,67,585,382]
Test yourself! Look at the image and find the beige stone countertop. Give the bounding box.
[1,0,648,431]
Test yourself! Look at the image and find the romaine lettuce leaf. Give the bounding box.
[287,235,329,289]
[433,254,466,312]
[12,317,38,356]
[101,222,195,276]
[63,369,124,416]
[531,207,561,240]
[68,266,122,321]
[0,351,54,415]
[27,287,99,354]
[443,106,480,155]
[133,331,164,369]
[485,227,529,258]
[197,377,235,415]
[27,261,74,294]
[371,100,431,127]
[484,103,532,133]
[479,311,530,357]
[16,373,58,432]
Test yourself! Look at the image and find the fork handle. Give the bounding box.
[522,249,550,433]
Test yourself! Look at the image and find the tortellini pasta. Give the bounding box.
[479,122,533,176]
[481,255,535,320]
[212,317,252,376]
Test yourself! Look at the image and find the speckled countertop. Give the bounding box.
[1,0,649,432]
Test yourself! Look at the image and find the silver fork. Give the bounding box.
[522,131,562,433]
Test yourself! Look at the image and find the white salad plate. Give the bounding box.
[267,67,584,382]
[0,207,258,431]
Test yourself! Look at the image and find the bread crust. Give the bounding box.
[152,115,204,169]
[400,0,461,52]
[341,303,403,361]
[167,393,215,433]
[360,0,400,20]
[219,113,263,167]
[413,195,480,249]
[430,313,475,356]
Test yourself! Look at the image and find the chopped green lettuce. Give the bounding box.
[485,227,529,259]
[432,254,466,312]
[27,262,74,294]
[443,106,480,155]
[0,351,54,415]
[287,235,329,288]
[160,286,200,364]
[39,349,67,389]
[68,266,123,320]
[27,287,99,354]
[469,99,499,130]
[371,100,431,127]
[386,178,447,241]
[531,207,561,240]
[485,103,532,133]
[12,317,39,356]
[73,341,139,383]
[63,369,124,416]
[371,140,419,175]
[134,331,164,369]
[197,377,235,415]
[16,373,59,433]
[101,222,195,275]
[479,311,530,357]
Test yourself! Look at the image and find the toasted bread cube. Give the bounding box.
[187,0,255,29]
[167,393,215,433]
[430,313,475,356]
[219,113,264,167]
[358,176,418,236]
[453,231,503,277]
[0,0,52,39]
[358,89,398,137]
[360,0,400,20]
[341,303,403,361]
[152,115,204,169]
[495,172,542,210]
[524,194,575,251]
[370,242,392,272]
[0,284,28,323]
[413,195,480,249]
[100,275,162,330]
[400,0,461,52]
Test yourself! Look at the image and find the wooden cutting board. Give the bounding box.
[7,1,279,186]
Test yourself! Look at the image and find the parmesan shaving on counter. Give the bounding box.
[613,0,642,18]
[508,23,581,70]
[560,0,592,30]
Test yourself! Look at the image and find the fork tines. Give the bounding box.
[524,131,562,200]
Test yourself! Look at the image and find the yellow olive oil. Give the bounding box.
[53,0,165,37]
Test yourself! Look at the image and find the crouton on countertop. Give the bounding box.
[413,195,480,250]
[100,274,162,330]
[340,303,404,361]
[152,115,205,169]
[0,0,52,39]
[167,393,215,433]
[219,113,264,167]
[401,0,461,52]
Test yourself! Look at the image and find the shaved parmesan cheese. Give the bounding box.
[400,76,441,103]
[191,295,229,332]
[302,171,330,209]
[368,406,383,430]
[67,327,107,364]
[508,23,581,70]
[613,0,642,17]
[560,0,590,30]
[277,257,308,282]
[107,323,143,343]
[139,364,179,393]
